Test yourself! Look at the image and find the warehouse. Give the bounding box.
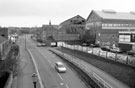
[85,10,135,48]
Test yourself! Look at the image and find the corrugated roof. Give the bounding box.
[0,36,8,43]
[94,10,135,20]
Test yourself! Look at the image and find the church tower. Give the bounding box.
[49,20,51,25]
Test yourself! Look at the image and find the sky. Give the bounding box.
[0,0,135,27]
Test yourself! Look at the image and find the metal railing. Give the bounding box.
[50,49,129,88]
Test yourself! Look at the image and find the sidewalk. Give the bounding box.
[11,42,35,88]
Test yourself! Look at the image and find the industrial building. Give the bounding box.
[85,10,135,48]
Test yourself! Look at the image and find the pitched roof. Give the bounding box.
[60,15,85,25]
[0,36,8,43]
[93,10,135,20]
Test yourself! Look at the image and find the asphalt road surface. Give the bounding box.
[26,35,87,88]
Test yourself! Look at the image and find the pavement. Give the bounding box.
[11,37,35,88]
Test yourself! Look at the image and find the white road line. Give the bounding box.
[27,49,44,88]
[47,59,51,63]
[65,84,69,88]
[57,73,63,80]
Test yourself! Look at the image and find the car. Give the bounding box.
[41,43,46,46]
[55,62,66,73]
[82,43,88,46]
[37,42,42,47]
[110,47,123,53]
[90,44,99,47]
[101,47,110,51]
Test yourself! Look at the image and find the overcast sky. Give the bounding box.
[0,0,135,27]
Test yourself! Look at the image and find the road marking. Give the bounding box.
[47,59,51,63]
[27,49,44,88]
[65,84,69,88]
[57,73,63,80]
[60,83,64,85]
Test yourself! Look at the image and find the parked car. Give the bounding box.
[90,44,99,47]
[41,43,46,46]
[110,47,123,53]
[37,42,42,47]
[55,62,66,73]
[82,43,88,46]
[101,47,110,52]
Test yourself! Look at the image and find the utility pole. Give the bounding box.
[25,33,26,49]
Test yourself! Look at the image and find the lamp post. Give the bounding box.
[25,33,26,49]
[32,73,38,88]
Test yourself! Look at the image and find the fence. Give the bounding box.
[60,43,135,67]
[50,49,129,88]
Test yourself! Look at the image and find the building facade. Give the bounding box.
[86,10,135,48]
[58,15,85,42]
[36,21,59,45]
[0,27,10,60]
[0,27,8,39]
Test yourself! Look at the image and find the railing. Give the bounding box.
[59,43,135,67]
[50,49,129,88]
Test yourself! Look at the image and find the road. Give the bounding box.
[26,35,87,88]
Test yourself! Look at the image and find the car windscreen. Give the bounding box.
[58,64,64,68]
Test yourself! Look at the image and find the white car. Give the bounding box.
[55,62,66,73]
[41,43,46,46]
[37,43,42,47]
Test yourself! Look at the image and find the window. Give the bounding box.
[118,24,121,26]
[113,24,115,26]
[104,24,108,26]
[108,24,112,27]
[102,24,105,27]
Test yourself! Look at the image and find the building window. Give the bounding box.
[118,24,121,27]
[102,24,105,27]
[108,24,112,27]
[104,24,108,27]
[113,24,117,27]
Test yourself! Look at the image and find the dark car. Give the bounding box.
[101,47,110,52]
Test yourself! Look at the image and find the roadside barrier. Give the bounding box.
[50,49,129,88]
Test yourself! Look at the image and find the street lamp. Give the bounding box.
[32,73,38,88]
[25,34,26,49]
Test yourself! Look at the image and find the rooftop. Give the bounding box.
[93,10,135,20]
[60,15,85,25]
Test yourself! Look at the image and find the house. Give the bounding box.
[57,15,85,43]
[0,36,9,60]
[0,27,8,39]
[85,10,135,48]
[39,21,58,45]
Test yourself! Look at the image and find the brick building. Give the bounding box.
[85,10,135,48]
[57,15,85,42]
[37,21,59,45]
